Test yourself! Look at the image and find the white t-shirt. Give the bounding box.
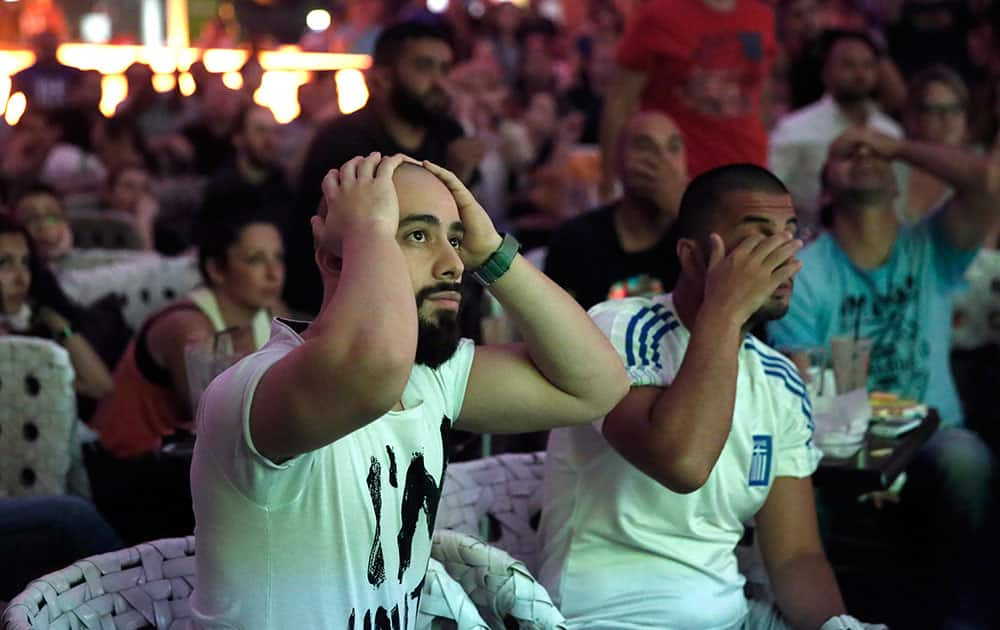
[538,295,822,630]
[189,319,475,629]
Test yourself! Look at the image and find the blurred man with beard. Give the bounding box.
[770,127,1000,628]
[189,154,629,628]
[545,111,688,309]
[286,21,486,315]
[195,105,292,249]
[769,30,902,232]
[538,164,879,629]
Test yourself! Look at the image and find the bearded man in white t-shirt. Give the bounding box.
[538,164,882,630]
[188,152,630,629]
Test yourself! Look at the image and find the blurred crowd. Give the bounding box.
[2,0,1000,623]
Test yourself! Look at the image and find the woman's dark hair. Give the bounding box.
[0,214,82,327]
[906,64,969,114]
[195,209,283,286]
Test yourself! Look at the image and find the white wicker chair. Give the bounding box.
[0,337,77,497]
[59,254,202,331]
[436,452,547,574]
[2,537,197,630]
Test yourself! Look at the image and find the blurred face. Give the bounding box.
[108,168,151,212]
[393,165,465,368]
[389,38,454,126]
[620,112,688,214]
[823,135,897,205]
[15,112,58,153]
[239,107,280,169]
[824,39,878,104]
[0,233,31,316]
[212,223,285,311]
[523,92,558,138]
[912,81,967,146]
[13,193,72,262]
[781,0,821,42]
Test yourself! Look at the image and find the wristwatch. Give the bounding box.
[471,233,520,287]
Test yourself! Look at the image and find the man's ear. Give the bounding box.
[311,215,343,275]
[368,65,393,96]
[676,237,706,276]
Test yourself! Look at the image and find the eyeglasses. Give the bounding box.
[918,103,965,117]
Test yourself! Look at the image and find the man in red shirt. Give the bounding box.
[600,0,776,194]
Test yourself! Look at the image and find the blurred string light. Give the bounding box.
[0,46,371,122]
[335,68,368,115]
[5,91,26,126]
[151,73,176,92]
[99,74,127,117]
[0,75,9,114]
[306,9,331,32]
[80,12,112,44]
[427,0,448,13]
[467,1,485,18]
[178,72,196,96]
[222,71,243,90]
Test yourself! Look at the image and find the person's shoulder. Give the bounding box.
[773,98,832,131]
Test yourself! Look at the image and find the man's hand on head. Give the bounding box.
[422,160,503,268]
[831,127,900,161]
[313,152,409,252]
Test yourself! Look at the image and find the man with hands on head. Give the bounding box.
[538,165,882,630]
[188,152,629,629]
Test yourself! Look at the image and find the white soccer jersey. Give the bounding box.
[538,294,822,630]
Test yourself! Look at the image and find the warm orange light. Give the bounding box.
[0,76,10,115]
[335,69,369,115]
[222,71,243,90]
[0,51,35,76]
[254,70,309,124]
[152,73,176,93]
[178,72,196,96]
[202,48,249,74]
[166,0,190,49]
[143,47,177,74]
[99,74,127,118]
[57,43,137,74]
[260,50,371,72]
[5,91,26,126]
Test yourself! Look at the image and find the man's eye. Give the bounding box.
[408,231,426,242]
[449,237,462,249]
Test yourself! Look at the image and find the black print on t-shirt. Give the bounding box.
[366,457,385,587]
[838,274,928,397]
[353,417,452,628]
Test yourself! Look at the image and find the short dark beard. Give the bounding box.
[746,300,789,332]
[414,282,463,369]
[389,80,448,128]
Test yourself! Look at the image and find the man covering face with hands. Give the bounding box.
[188,153,629,629]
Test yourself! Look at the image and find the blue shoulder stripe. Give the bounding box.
[624,303,668,367]
[636,309,675,366]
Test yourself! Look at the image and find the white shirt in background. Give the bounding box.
[768,94,903,231]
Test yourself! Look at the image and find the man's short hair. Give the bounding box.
[820,29,881,69]
[673,164,790,242]
[372,20,454,68]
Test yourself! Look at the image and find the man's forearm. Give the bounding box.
[769,553,847,630]
[645,312,742,488]
[895,139,989,198]
[486,255,628,409]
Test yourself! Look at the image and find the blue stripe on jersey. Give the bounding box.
[624,303,669,367]
[744,341,807,392]
[649,321,681,368]
[637,311,675,366]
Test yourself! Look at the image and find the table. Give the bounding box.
[812,410,941,493]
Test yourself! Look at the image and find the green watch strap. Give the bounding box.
[471,233,520,287]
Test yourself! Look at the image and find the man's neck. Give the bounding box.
[833,96,872,126]
[614,197,674,253]
[702,0,737,11]
[832,202,900,269]
[374,100,427,152]
[673,276,754,342]
[238,154,270,185]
